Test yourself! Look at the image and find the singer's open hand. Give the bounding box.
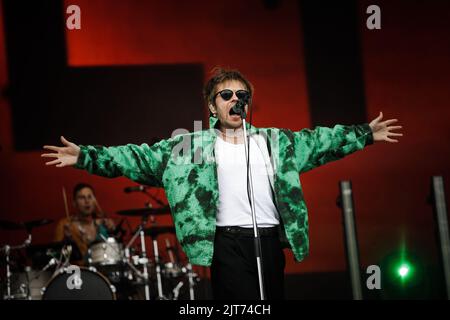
[369,112,403,143]
[41,136,80,167]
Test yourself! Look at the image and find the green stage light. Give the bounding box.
[395,261,414,282]
[398,264,410,278]
[380,250,427,299]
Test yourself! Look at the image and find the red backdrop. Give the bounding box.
[0,0,449,275]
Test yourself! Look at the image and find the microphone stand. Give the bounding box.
[237,104,266,300]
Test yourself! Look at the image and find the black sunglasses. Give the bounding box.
[214,89,250,102]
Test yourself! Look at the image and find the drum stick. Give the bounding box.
[62,186,70,220]
[93,194,105,218]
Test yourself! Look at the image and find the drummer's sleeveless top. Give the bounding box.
[54,217,112,265]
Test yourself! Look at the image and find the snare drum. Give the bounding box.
[42,266,116,300]
[88,237,123,266]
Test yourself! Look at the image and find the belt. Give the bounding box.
[216,226,279,236]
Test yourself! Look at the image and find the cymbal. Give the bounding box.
[143,225,176,237]
[23,219,54,229]
[117,206,170,217]
[26,241,66,252]
[0,220,23,230]
[0,218,54,231]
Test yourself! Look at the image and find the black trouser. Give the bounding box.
[211,226,286,300]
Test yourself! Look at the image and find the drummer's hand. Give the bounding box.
[63,224,72,238]
[41,136,80,167]
[104,219,115,231]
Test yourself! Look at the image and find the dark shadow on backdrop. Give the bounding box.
[2,0,204,150]
[299,0,368,127]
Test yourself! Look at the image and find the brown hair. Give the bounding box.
[203,67,254,112]
[73,183,95,198]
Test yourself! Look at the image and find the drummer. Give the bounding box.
[54,183,116,264]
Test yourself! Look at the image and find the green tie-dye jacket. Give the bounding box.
[75,116,373,266]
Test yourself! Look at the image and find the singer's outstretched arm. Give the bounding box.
[42,137,170,187]
[293,112,403,173]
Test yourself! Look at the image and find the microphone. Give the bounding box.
[232,99,247,118]
[124,184,167,207]
[124,185,147,193]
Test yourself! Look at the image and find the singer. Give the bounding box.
[42,68,403,299]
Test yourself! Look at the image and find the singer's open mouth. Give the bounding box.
[229,108,240,116]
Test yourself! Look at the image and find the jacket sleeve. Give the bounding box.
[294,123,374,174]
[74,140,170,187]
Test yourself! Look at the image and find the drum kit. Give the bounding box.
[0,201,200,300]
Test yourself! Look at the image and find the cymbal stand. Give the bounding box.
[164,238,182,277]
[1,233,32,300]
[139,222,151,301]
[122,225,145,280]
[172,281,184,300]
[123,214,151,300]
[165,238,177,265]
[186,263,195,300]
[152,236,166,299]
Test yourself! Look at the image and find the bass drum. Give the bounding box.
[42,267,116,300]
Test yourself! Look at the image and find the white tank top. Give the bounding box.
[214,135,280,228]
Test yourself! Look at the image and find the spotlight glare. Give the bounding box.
[398,265,409,278]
